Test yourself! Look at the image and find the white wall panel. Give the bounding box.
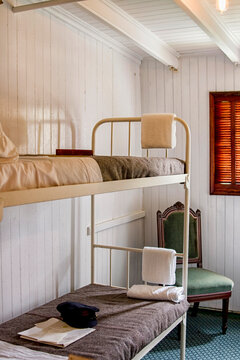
[141,54,240,312]
[0,6,141,323]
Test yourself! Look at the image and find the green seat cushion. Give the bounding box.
[176,268,234,295]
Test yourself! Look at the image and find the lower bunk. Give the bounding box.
[0,284,189,360]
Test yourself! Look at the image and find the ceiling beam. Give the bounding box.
[174,0,240,64]
[78,0,179,69]
[8,0,85,13]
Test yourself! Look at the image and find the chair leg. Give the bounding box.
[191,302,199,317]
[222,298,229,335]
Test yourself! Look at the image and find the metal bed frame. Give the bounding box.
[0,116,191,360]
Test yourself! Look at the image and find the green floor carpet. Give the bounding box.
[143,310,240,359]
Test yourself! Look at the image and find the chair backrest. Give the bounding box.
[157,201,202,266]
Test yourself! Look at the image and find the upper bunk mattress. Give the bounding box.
[0,283,189,360]
[0,156,185,192]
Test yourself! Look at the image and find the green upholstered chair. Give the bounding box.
[157,201,233,334]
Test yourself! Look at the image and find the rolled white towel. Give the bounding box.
[127,284,185,303]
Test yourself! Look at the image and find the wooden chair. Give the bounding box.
[157,201,233,334]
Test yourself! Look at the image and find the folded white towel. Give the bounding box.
[141,113,176,149]
[127,284,185,303]
[142,247,176,285]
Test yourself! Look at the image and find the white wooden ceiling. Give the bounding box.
[112,0,240,50]
[111,0,217,53]
[7,0,240,67]
[62,0,240,67]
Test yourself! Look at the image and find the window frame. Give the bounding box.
[210,91,240,196]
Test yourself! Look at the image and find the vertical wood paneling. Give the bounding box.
[198,56,209,282]
[27,205,39,309]
[17,14,28,154]
[50,18,61,153]
[58,200,72,297]
[52,201,61,297]
[164,66,175,206]
[36,204,46,306]
[19,205,31,314]
[43,202,54,302]
[233,65,240,311]
[1,211,12,322]
[35,13,44,154]
[7,11,18,148]
[10,208,21,319]
[155,62,168,215]
[233,197,240,310]
[26,15,36,154]
[215,55,225,284]
[0,7,8,138]
[206,56,217,283]
[212,55,226,309]
[189,57,199,207]
[42,14,52,154]
[147,60,158,245]
[0,5,141,323]
[223,58,235,310]
[141,54,240,311]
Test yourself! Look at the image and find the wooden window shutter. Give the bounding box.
[235,101,240,183]
[210,92,240,195]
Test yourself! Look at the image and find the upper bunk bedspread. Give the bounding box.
[0,156,103,192]
[0,155,185,192]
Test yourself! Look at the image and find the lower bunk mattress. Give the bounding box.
[0,284,189,360]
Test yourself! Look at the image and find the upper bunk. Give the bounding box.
[0,114,190,220]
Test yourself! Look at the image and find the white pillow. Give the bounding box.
[0,123,19,163]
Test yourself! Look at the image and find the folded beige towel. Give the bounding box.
[0,123,19,163]
[127,284,185,303]
[141,113,176,149]
[142,247,176,285]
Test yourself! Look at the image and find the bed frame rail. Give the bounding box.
[91,115,190,360]
[94,243,183,289]
[91,116,190,289]
[92,117,140,156]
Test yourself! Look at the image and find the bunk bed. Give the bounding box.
[0,115,191,360]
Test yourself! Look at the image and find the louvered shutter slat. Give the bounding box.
[215,101,231,184]
[235,102,240,183]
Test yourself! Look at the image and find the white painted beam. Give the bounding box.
[78,0,179,69]
[6,0,85,13]
[174,0,240,64]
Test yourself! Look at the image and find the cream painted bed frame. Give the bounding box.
[0,116,190,360]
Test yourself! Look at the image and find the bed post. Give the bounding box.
[91,123,97,286]
[91,194,95,285]
[175,117,191,360]
[180,178,190,360]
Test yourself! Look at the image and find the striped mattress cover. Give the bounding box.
[0,284,189,360]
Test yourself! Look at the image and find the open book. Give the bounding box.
[18,318,95,348]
